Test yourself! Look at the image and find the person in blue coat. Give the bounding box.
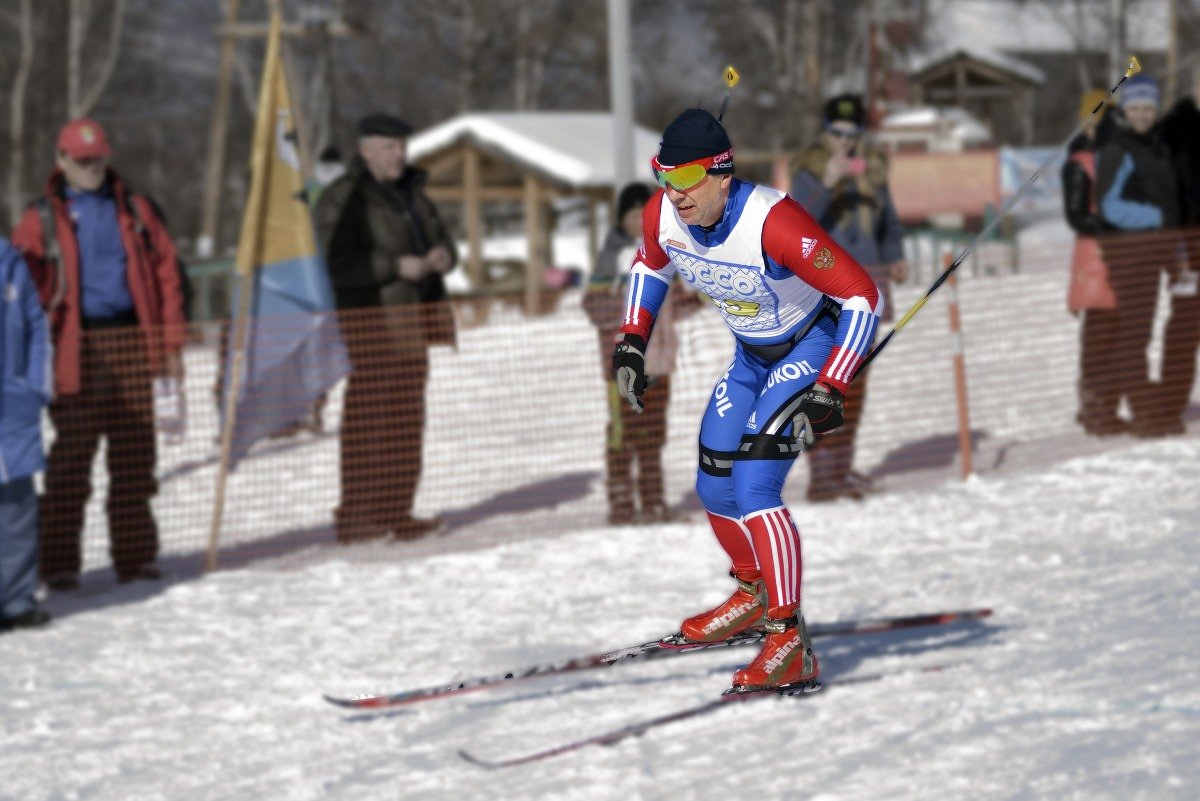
[790,94,907,501]
[1,237,53,632]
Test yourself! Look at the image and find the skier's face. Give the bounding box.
[664,173,732,227]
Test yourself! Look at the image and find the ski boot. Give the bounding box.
[679,569,767,643]
[729,607,820,692]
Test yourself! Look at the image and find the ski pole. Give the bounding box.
[851,55,1144,381]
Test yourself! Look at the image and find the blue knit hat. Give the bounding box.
[1120,75,1160,109]
[658,109,735,172]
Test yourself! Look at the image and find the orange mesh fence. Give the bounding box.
[37,227,1200,583]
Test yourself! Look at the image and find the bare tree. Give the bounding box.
[513,0,558,110]
[67,0,129,119]
[515,0,533,110]
[6,0,34,228]
[400,0,494,114]
[458,1,481,113]
[719,0,826,150]
[1035,0,1098,93]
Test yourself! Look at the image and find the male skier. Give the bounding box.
[613,109,882,691]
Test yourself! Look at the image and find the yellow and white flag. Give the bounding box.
[222,11,348,467]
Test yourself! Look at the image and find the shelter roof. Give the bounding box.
[408,112,663,191]
[910,47,1046,86]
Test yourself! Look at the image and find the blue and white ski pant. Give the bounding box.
[695,313,838,517]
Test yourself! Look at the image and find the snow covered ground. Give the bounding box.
[3,434,1198,800]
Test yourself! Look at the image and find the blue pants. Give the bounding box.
[0,476,39,620]
[695,316,836,518]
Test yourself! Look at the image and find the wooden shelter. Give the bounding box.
[408,112,661,314]
[909,48,1045,145]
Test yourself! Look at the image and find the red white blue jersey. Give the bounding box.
[620,178,883,392]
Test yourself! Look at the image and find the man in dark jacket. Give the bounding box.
[790,94,906,501]
[1158,64,1200,430]
[11,118,186,589]
[315,113,457,542]
[1095,76,1185,437]
[1,239,53,631]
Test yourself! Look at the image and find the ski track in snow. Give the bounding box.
[2,436,1198,800]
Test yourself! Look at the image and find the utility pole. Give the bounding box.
[607,0,634,205]
[1108,0,1127,95]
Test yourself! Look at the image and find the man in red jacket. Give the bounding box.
[11,118,186,590]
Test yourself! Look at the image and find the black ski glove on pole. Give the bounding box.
[612,334,648,412]
[792,382,845,447]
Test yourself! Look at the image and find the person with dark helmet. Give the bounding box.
[612,108,882,692]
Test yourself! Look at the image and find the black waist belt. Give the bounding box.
[82,310,139,330]
[737,299,840,363]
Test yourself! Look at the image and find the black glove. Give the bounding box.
[792,382,845,447]
[612,334,648,412]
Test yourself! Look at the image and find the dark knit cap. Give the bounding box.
[616,182,652,219]
[357,112,413,139]
[823,94,866,129]
[658,108,734,172]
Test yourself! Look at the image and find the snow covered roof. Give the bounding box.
[923,0,1168,55]
[911,47,1046,86]
[879,105,994,150]
[883,106,992,138]
[408,112,663,191]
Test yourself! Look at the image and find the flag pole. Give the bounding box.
[206,8,282,571]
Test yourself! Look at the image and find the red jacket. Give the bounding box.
[11,169,186,396]
[1066,150,1116,312]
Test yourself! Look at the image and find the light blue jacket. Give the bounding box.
[1,238,52,483]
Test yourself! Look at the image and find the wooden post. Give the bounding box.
[954,61,967,111]
[1022,89,1033,147]
[463,146,483,291]
[1166,0,1178,103]
[206,6,282,571]
[945,255,973,479]
[523,174,542,315]
[197,0,242,258]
